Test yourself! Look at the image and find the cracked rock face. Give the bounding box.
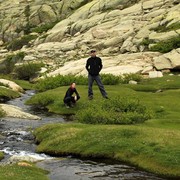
[0,0,180,76]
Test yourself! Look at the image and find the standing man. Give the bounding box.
[86,50,108,100]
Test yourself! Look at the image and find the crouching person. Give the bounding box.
[63,82,80,108]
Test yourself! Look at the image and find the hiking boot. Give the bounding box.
[104,96,109,99]
[65,103,70,108]
[88,95,93,100]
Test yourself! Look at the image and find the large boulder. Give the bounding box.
[0,104,41,120]
[154,48,180,70]
[0,79,24,93]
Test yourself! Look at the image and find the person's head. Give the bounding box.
[90,50,96,57]
[70,82,76,89]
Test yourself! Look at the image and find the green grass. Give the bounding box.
[0,86,20,102]
[0,152,4,161]
[14,80,35,90]
[0,164,49,180]
[26,75,180,177]
[34,123,180,178]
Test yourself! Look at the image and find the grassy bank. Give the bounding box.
[0,152,4,161]
[25,75,180,177]
[34,123,180,178]
[0,164,49,180]
[0,86,20,102]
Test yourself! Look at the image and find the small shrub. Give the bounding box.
[122,73,143,84]
[75,96,152,125]
[101,74,120,85]
[0,52,25,74]
[35,75,88,92]
[150,35,180,53]
[140,38,155,46]
[31,21,58,34]
[14,62,43,80]
[7,35,37,51]
[0,107,5,117]
[26,93,55,108]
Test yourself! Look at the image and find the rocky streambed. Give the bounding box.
[0,91,166,180]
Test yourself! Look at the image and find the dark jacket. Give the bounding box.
[64,87,80,100]
[86,56,103,76]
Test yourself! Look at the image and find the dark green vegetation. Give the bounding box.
[152,22,180,33]
[14,62,43,80]
[0,52,25,74]
[140,35,180,53]
[0,86,20,102]
[150,35,180,53]
[7,35,37,51]
[29,75,180,177]
[0,152,4,160]
[31,21,59,34]
[0,52,44,80]
[35,73,142,92]
[76,96,152,124]
[147,21,180,53]
[0,164,49,180]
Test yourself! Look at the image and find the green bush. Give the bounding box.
[31,21,58,34]
[14,62,43,80]
[35,74,143,92]
[75,96,152,125]
[122,73,143,84]
[140,38,155,46]
[150,35,180,53]
[0,52,24,74]
[26,92,56,108]
[35,75,88,92]
[7,35,37,51]
[101,73,120,85]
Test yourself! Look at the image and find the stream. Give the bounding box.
[0,91,166,180]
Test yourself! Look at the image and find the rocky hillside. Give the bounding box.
[0,0,180,77]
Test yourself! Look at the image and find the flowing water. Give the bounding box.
[0,91,166,180]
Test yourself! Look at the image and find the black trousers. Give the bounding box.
[88,74,107,97]
[64,96,79,106]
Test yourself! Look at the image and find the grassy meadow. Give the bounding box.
[27,75,180,178]
[0,152,4,161]
[0,164,49,180]
[0,75,180,178]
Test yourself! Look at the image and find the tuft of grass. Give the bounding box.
[0,152,4,161]
[7,35,37,51]
[34,123,180,178]
[75,97,152,125]
[14,62,43,80]
[0,86,20,102]
[0,164,49,180]
[14,80,35,90]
